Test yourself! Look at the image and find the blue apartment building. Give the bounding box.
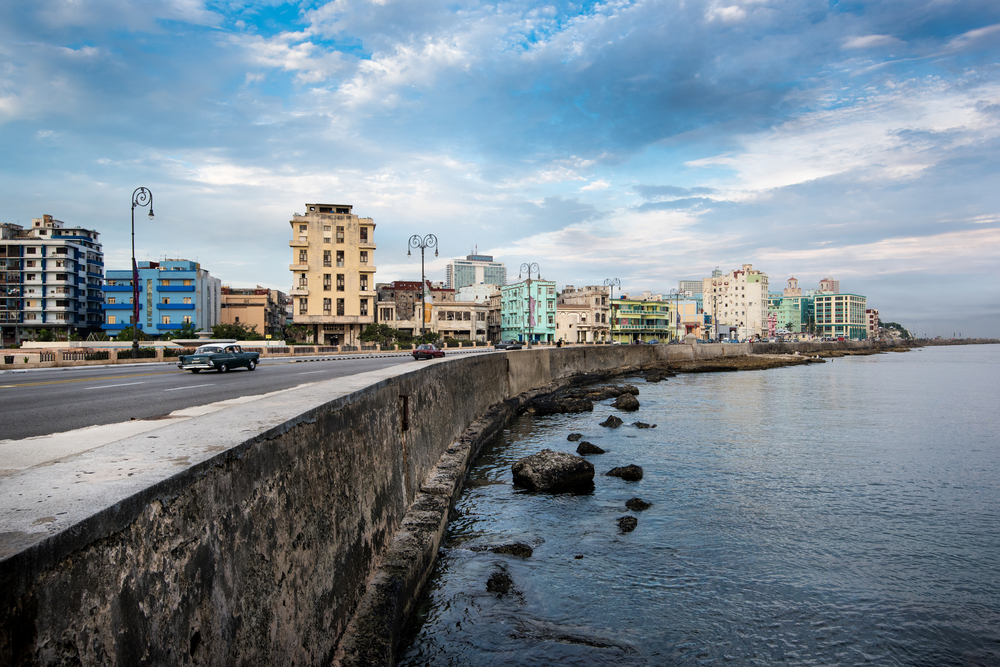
[500,279,556,343]
[102,259,221,338]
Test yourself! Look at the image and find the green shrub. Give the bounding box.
[398,343,413,350]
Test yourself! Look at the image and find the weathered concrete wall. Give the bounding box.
[0,342,898,666]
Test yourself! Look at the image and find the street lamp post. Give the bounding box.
[669,288,682,342]
[519,262,540,349]
[408,234,438,338]
[130,187,154,354]
[603,278,620,344]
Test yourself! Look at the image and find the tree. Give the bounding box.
[113,326,150,342]
[282,324,310,343]
[212,322,263,341]
[162,321,199,340]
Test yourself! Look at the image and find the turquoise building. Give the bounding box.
[500,279,556,343]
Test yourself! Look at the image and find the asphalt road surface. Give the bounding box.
[0,352,479,441]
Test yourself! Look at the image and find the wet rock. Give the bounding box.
[625,497,652,511]
[576,441,606,455]
[565,384,640,402]
[632,422,656,429]
[606,464,644,481]
[643,369,675,382]
[600,415,623,428]
[487,571,515,594]
[612,394,640,411]
[527,397,594,416]
[511,449,595,492]
[473,543,533,558]
[617,516,638,533]
[567,433,584,442]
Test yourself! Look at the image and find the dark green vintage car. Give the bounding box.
[177,344,260,373]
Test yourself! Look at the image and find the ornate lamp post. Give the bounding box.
[519,262,540,349]
[669,288,683,342]
[603,278,620,344]
[407,234,437,338]
[130,187,154,353]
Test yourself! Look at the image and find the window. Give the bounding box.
[298,273,308,288]
[336,250,344,267]
[337,274,345,292]
[107,297,116,304]
[336,298,345,316]
[27,247,36,254]
[336,226,344,243]
[299,250,308,264]
[56,274,67,281]
[324,236,331,244]
[323,250,331,267]
[360,299,368,316]
[324,274,332,291]
[360,251,368,265]
[107,315,116,324]
[299,224,307,232]
[323,298,332,314]
[162,279,170,286]
[360,275,368,291]
[183,297,191,304]
[299,298,308,314]
[323,225,331,232]
[183,279,191,286]
[183,316,192,324]
[55,260,64,268]
[161,297,170,304]
[26,274,36,280]
[360,227,368,243]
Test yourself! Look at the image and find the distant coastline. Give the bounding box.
[915,338,1000,346]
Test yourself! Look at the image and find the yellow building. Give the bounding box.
[289,203,376,345]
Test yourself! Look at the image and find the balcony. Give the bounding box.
[359,241,376,250]
[289,288,309,296]
[158,303,195,310]
[103,303,133,310]
[103,285,133,292]
[156,285,195,292]
[289,263,309,272]
[156,323,184,330]
[358,265,377,273]
[289,239,309,247]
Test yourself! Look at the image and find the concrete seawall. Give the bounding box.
[0,341,896,666]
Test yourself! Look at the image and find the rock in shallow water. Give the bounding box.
[487,571,515,594]
[576,441,606,455]
[600,415,624,428]
[567,433,584,441]
[607,464,644,481]
[473,543,534,558]
[612,393,640,411]
[625,497,652,511]
[617,516,638,533]
[511,449,595,492]
[632,421,656,429]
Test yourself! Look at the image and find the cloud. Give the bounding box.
[580,179,610,191]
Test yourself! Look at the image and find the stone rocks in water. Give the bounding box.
[567,433,584,442]
[528,397,594,416]
[625,497,652,511]
[643,370,674,382]
[576,441,606,455]
[632,421,656,429]
[606,464,644,481]
[600,415,623,428]
[611,393,640,411]
[565,384,640,402]
[511,449,595,492]
[473,543,533,558]
[486,571,514,594]
[617,516,638,533]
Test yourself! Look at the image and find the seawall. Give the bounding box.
[0,341,900,665]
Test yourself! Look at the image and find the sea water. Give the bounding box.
[397,345,1000,666]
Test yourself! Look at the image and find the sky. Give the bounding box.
[1,0,998,337]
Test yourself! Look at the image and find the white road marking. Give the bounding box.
[163,384,215,391]
[297,370,328,374]
[85,382,145,390]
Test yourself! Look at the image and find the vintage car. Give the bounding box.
[494,340,523,350]
[177,344,260,373]
[412,344,445,361]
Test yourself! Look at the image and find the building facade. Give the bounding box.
[375,280,455,337]
[445,254,506,290]
[702,264,770,339]
[766,277,814,335]
[814,293,868,339]
[500,279,556,343]
[866,308,880,339]
[289,203,376,345]
[819,277,840,294]
[0,215,104,344]
[220,286,288,338]
[102,260,220,338]
[555,285,610,343]
[611,294,672,343]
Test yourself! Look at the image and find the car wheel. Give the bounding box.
[190,369,200,374]
[247,359,256,371]
[219,363,229,373]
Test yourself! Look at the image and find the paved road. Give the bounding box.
[1,352,492,441]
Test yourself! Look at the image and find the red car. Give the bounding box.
[412,344,445,360]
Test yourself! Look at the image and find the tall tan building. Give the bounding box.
[289,203,376,345]
[702,264,769,339]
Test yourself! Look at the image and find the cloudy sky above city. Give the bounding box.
[1,0,998,336]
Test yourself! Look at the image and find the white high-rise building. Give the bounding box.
[445,254,506,290]
[702,264,770,339]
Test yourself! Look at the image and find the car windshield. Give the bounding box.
[418,344,432,349]
[194,345,225,355]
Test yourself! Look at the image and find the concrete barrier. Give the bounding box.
[0,341,907,665]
